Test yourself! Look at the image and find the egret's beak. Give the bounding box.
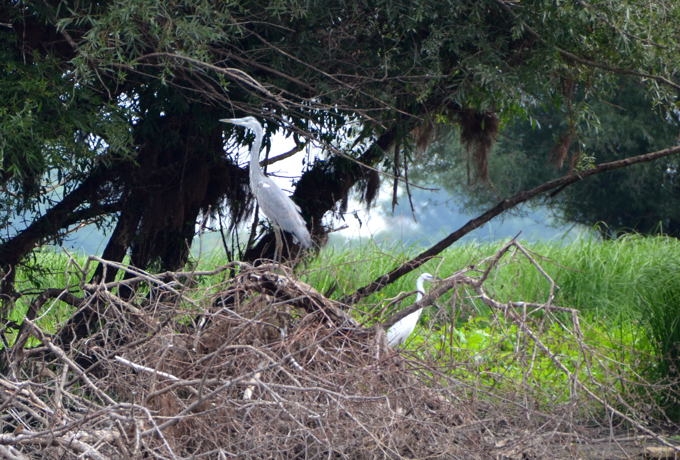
[219,118,234,123]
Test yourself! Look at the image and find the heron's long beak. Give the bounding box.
[219,118,235,124]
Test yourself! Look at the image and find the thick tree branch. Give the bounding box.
[12,288,84,355]
[0,168,116,268]
[342,143,680,305]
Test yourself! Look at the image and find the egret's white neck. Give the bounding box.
[415,279,428,302]
[247,122,265,181]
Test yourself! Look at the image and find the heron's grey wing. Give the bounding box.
[253,177,313,248]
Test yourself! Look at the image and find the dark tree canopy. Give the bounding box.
[1,0,680,296]
[418,78,680,237]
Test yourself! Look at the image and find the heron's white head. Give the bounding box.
[417,272,435,285]
[219,116,262,132]
[418,273,435,282]
[415,273,436,299]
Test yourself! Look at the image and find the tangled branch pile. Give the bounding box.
[1,247,678,458]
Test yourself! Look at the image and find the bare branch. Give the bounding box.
[343,143,680,304]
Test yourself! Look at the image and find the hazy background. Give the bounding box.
[60,183,589,257]
[55,134,591,256]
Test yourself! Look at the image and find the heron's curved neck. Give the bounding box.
[415,278,427,302]
[249,123,265,179]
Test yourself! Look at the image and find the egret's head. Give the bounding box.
[413,272,433,294]
[219,116,262,132]
[419,273,435,283]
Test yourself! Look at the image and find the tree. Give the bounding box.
[2,0,680,304]
[557,81,680,237]
[420,78,680,237]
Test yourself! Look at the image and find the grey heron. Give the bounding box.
[386,273,435,347]
[220,116,313,256]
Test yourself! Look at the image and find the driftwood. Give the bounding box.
[1,248,679,458]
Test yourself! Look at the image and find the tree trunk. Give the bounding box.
[57,105,246,345]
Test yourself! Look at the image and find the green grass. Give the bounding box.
[11,249,91,331]
[302,234,680,322]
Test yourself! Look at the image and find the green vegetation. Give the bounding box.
[306,235,680,317]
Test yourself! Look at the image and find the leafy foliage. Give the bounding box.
[416,78,680,236]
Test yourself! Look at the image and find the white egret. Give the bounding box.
[386,273,435,347]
